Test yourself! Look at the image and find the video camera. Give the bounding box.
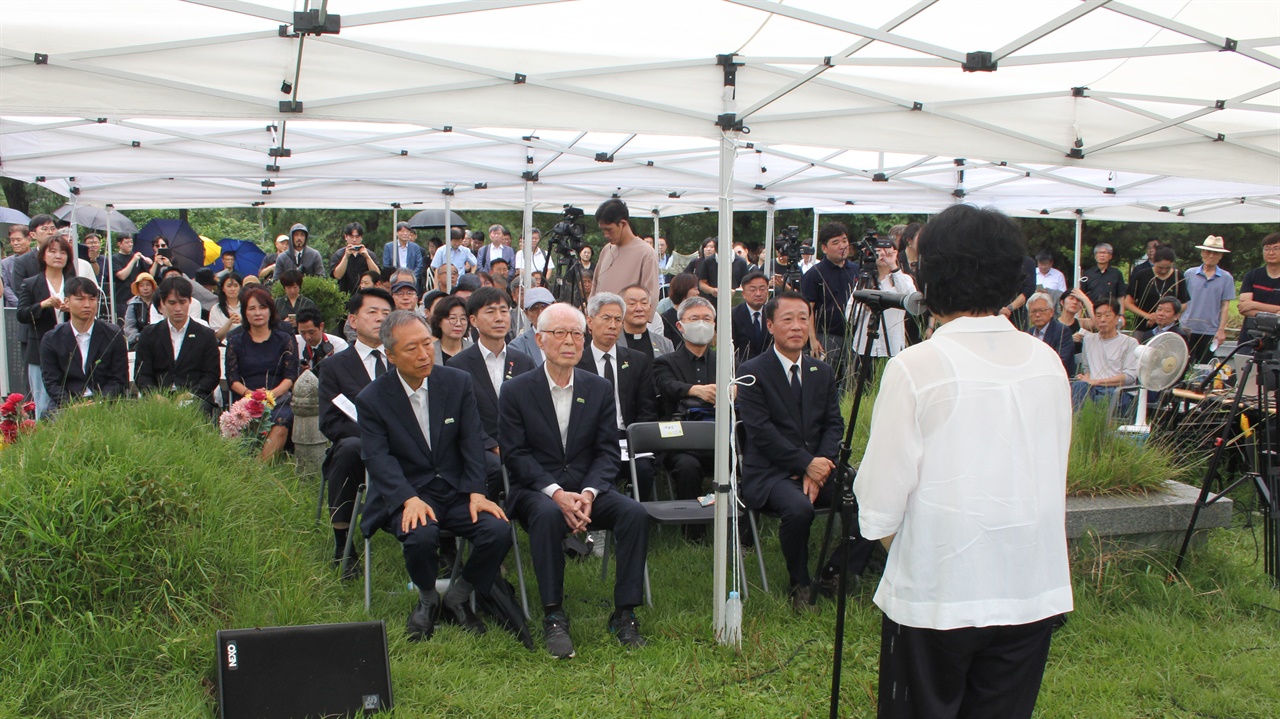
[547,205,586,260]
[851,229,879,277]
[775,225,805,290]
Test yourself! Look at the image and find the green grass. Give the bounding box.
[3,398,1279,717]
[1067,400,1196,496]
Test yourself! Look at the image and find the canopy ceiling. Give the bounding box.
[1,1,1278,222]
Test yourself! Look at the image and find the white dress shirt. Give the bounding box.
[168,318,189,361]
[46,277,67,325]
[855,315,1074,630]
[774,345,802,387]
[590,343,625,430]
[539,365,600,500]
[515,248,548,273]
[354,340,386,382]
[73,322,94,395]
[397,370,430,450]
[1036,267,1068,293]
[480,342,507,394]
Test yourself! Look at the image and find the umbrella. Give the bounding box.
[199,236,221,265]
[53,204,138,234]
[136,218,206,276]
[406,209,467,230]
[0,207,31,225]
[205,238,266,278]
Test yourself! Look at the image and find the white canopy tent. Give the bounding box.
[3,0,1278,645]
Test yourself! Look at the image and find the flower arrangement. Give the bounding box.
[219,389,276,448]
[0,392,37,448]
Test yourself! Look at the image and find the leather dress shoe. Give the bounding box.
[442,596,487,635]
[406,596,440,642]
[790,584,817,614]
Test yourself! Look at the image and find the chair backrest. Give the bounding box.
[626,421,717,455]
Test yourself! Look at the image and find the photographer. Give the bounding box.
[331,221,380,295]
[855,204,1072,719]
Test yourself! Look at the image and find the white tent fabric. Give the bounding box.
[1,0,1277,185]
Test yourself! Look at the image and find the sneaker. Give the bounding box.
[543,612,575,659]
[608,608,647,648]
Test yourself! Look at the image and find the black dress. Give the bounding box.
[225,327,299,427]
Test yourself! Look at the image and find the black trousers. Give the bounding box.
[508,487,649,609]
[877,613,1057,719]
[663,450,713,500]
[483,450,503,500]
[624,456,655,502]
[1187,332,1216,365]
[323,437,363,527]
[760,477,836,588]
[385,480,512,596]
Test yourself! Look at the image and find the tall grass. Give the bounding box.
[1067,399,1194,496]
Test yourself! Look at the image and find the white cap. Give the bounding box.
[523,287,556,309]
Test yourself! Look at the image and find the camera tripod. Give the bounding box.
[1175,338,1280,588]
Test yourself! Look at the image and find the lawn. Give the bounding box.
[2,399,1278,718]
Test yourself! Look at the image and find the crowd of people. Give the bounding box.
[3,199,1274,719]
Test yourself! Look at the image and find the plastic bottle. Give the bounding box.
[723,590,743,645]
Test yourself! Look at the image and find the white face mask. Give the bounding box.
[680,320,715,346]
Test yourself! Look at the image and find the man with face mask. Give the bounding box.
[652,296,719,541]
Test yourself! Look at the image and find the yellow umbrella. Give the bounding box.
[201,236,222,266]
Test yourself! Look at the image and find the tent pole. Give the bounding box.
[713,129,736,644]
[652,209,660,245]
[812,209,820,247]
[1073,213,1083,288]
[392,205,399,269]
[106,203,116,320]
[444,189,453,293]
[522,180,534,300]
[763,201,776,281]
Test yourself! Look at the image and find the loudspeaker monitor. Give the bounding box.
[216,621,392,718]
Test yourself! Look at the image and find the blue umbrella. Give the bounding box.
[136,218,205,276]
[0,207,31,225]
[206,238,266,279]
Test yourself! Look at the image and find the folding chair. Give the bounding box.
[734,421,771,594]
[500,466,532,620]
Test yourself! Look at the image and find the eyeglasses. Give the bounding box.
[445,315,468,324]
[540,329,585,341]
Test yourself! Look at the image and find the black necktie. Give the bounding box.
[752,310,762,339]
[603,352,616,388]
[790,364,802,409]
[371,349,387,378]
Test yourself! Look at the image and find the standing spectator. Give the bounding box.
[592,199,660,302]
[1079,242,1127,308]
[1133,239,1161,272]
[17,235,77,418]
[1236,233,1280,350]
[848,239,917,360]
[1071,300,1139,410]
[330,221,379,295]
[215,250,237,281]
[1033,251,1068,307]
[275,223,326,278]
[695,237,750,299]
[801,222,858,370]
[476,223,515,273]
[513,229,548,278]
[134,275,221,412]
[9,215,59,363]
[430,227,476,277]
[1183,236,1235,364]
[855,204,1072,719]
[579,244,595,274]
[654,237,670,292]
[382,221,425,279]
[1125,246,1189,342]
[2,223,31,307]
[275,269,319,327]
[108,233,149,317]
[39,277,128,412]
[208,273,243,342]
[257,234,290,281]
[226,286,298,462]
[81,234,110,296]
[798,244,819,274]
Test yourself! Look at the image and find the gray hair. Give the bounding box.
[1026,292,1053,309]
[488,224,506,235]
[1094,243,1113,253]
[391,269,417,286]
[537,302,587,332]
[380,309,433,352]
[677,295,715,320]
[586,291,625,318]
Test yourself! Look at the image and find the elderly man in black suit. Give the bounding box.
[578,291,659,499]
[737,290,849,612]
[731,271,771,365]
[445,286,537,498]
[134,275,221,413]
[318,288,394,576]
[1025,291,1075,376]
[500,302,651,659]
[39,277,128,411]
[355,309,510,641]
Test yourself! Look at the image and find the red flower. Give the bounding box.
[0,418,16,442]
[19,419,35,432]
[22,401,35,415]
[251,389,267,402]
[6,393,24,404]
[245,400,265,418]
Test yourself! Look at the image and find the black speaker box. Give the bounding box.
[216,621,393,718]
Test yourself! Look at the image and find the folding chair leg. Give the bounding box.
[643,561,652,607]
[363,536,372,614]
[510,523,531,620]
[736,548,748,602]
[315,473,328,523]
[749,510,769,593]
[600,532,611,581]
[342,485,366,568]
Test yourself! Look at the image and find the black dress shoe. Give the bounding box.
[406,596,440,642]
[442,595,487,635]
[339,554,362,582]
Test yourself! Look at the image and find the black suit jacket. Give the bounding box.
[736,351,843,510]
[39,320,128,409]
[445,343,537,450]
[652,343,716,420]
[499,367,620,496]
[731,302,770,365]
[16,273,73,365]
[355,366,487,535]
[134,320,221,401]
[575,344,658,429]
[319,345,375,443]
[1027,319,1076,376]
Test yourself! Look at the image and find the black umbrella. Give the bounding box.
[136,218,207,276]
[406,209,468,230]
[53,204,139,234]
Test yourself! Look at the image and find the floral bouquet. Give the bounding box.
[0,392,37,447]
[219,389,276,448]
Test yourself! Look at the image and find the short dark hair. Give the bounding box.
[155,266,183,282]
[466,286,512,316]
[157,274,193,302]
[818,222,849,247]
[64,276,100,299]
[1156,296,1183,315]
[595,198,630,225]
[378,267,397,283]
[1153,246,1177,263]
[38,235,74,271]
[239,286,278,330]
[346,287,394,314]
[916,205,1026,316]
[764,290,807,323]
[1263,232,1280,248]
[279,269,303,288]
[193,269,217,287]
[429,295,468,339]
[450,227,464,242]
[295,307,324,328]
[28,214,56,233]
[421,289,447,315]
[343,221,365,237]
[740,270,768,287]
[1035,251,1053,264]
[222,249,236,257]
[489,257,509,269]
[9,223,29,238]
[1094,299,1123,316]
[669,273,699,305]
[361,269,381,285]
